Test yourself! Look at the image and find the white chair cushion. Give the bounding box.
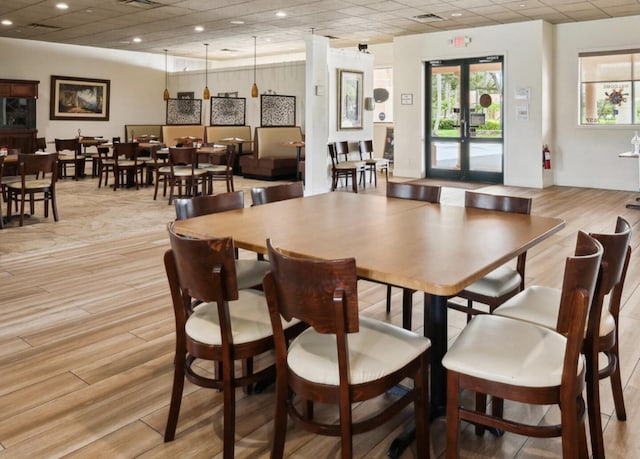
[235,259,270,290]
[494,285,616,337]
[442,314,584,387]
[287,315,430,386]
[463,265,521,298]
[186,289,297,345]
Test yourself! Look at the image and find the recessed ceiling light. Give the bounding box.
[230,20,245,25]
[56,3,69,10]
[451,12,462,17]
[275,11,287,18]
[1,19,12,26]
[194,25,204,32]
[132,37,142,43]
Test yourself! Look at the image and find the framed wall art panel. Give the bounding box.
[50,75,110,121]
[338,69,363,130]
[260,94,296,127]
[210,96,246,126]
[166,98,202,125]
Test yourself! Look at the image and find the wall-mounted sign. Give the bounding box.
[401,93,413,105]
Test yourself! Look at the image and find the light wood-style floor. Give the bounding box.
[1,172,640,458]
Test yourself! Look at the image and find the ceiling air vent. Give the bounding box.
[118,0,162,7]
[323,35,339,40]
[220,48,239,53]
[28,23,62,30]
[411,13,445,23]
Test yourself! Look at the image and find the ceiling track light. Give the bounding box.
[163,49,170,101]
[203,43,210,100]
[251,36,258,98]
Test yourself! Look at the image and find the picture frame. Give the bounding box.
[260,94,296,127]
[50,75,110,121]
[166,98,202,125]
[338,69,363,130]
[177,91,194,99]
[210,96,246,126]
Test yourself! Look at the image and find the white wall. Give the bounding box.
[0,37,165,142]
[555,16,640,191]
[393,21,548,187]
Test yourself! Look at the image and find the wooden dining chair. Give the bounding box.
[358,139,389,186]
[54,138,84,180]
[263,239,431,458]
[163,224,305,458]
[447,190,533,321]
[112,142,144,190]
[493,216,632,458]
[174,191,271,291]
[250,181,304,206]
[6,153,59,226]
[442,231,603,459]
[201,144,235,194]
[97,146,115,189]
[385,181,441,329]
[335,140,366,187]
[328,143,358,193]
[165,146,208,204]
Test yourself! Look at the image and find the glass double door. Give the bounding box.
[426,56,504,183]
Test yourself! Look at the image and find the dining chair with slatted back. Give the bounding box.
[493,216,632,458]
[166,146,208,204]
[250,181,304,206]
[359,139,389,186]
[112,142,143,190]
[164,224,304,459]
[443,231,603,459]
[385,181,442,329]
[6,153,59,226]
[174,191,271,291]
[335,140,366,187]
[447,190,533,321]
[54,138,84,180]
[263,238,430,458]
[328,143,358,193]
[202,144,236,194]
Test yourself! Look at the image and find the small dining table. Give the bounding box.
[173,192,565,421]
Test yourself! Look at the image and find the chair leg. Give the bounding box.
[272,366,289,458]
[413,353,429,459]
[222,356,236,459]
[164,351,186,442]
[586,346,606,459]
[51,190,59,222]
[560,388,585,459]
[338,386,353,458]
[446,371,461,459]
[607,341,627,420]
[475,392,488,436]
[386,285,392,313]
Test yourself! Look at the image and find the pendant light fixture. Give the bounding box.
[203,43,210,100]
[251,36,258,98]
[163,49,170,101]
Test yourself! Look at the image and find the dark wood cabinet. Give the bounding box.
[0,79,39,153]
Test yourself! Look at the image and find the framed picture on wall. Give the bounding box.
[260,94,296,126]
[166,98,202,125]
[210,96,246,126]
[50,75,110,121]
[338,69,363,130]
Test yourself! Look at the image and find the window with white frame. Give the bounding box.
[580,50,640,125]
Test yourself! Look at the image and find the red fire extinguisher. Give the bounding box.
[543,144,551,170]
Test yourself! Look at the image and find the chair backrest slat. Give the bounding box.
[251,182,304,206]
[465,190,532,214]
[387,181,441,203]
[174,191,244,220]
[266,239,359,334]
[167,222,238,302]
